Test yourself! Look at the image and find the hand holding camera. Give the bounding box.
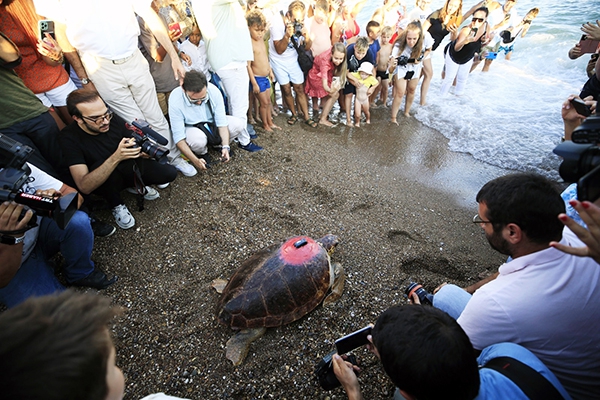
[115,137,142,161]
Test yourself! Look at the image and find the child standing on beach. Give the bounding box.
[375,25,394,107]
[246,10,280,132]
[305,43,348,127]
[350,62,379,127]
[389,21,427,122]
[344,37,376,126]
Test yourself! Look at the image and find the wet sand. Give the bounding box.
[91,107,508,399]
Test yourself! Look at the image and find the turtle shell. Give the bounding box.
[217,235,336,329]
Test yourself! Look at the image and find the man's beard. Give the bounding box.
[486,230,512,256]
[84,120,109,134]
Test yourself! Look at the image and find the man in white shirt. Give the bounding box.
[433,173,600,399]
[41,0,196,177]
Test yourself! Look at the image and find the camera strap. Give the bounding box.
[132,162,146,211]
[483,357,565,400]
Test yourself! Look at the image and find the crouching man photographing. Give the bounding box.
[0,137,117,308]
[60,90,178,230]
[332,305,570,400]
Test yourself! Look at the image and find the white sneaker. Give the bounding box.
[126,186,160,200]
[156,182,170,189]
[112,204,135,229]
[171,157,197,177]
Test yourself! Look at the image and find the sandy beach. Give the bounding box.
[90,107,508,399]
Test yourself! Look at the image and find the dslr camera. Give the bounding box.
[553,111,600,202]
[405,282,434,305]
[397,55,416,67]
[125,120,170,164]
[0,134,78,230]
[315,325,372,390]
[293,21,304,37]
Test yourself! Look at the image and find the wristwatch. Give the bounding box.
[81,77,90,85]
[0,234,25,245]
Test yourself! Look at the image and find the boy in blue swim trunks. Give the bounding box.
[246,10,280,132]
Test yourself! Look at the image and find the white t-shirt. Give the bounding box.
[51,0,149,59]
[458,227,600,398]
[179,39,212,77]
[268,10,298,63]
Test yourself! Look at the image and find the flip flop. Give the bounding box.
[305,118,318,128]
[287,115,298,125]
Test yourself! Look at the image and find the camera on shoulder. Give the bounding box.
[554,112,600,202]
[0,134,78,230]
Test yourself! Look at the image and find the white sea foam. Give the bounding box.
[352,0,600,178]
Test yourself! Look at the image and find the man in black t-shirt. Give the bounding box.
[60,90,177,230]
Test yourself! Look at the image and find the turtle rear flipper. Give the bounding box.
[323,263,344,307]
[225,327,267,366]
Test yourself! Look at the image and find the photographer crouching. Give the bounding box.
[0,136,117,308]
[330,303,570,400]
[60,90,177,230]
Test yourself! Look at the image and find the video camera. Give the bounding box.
[125,120,170,164]
[315,325,372,390]
[0,134,78,230]
[554,111,600,202]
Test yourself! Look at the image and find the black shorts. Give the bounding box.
[376,70,388,80]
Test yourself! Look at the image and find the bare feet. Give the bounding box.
[319,119,334,127]
[346,119,353,126]
[270,123,282,130]
[355,122,361,127]
[391,118,398,125]
[404,112,411,118]
[263,126,274,132]
[366,119,370,124]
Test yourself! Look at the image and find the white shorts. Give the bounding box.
[35,78,78,107]
[270,56,304,86]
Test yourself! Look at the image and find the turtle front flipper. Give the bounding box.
[225,327,267,366]
[323,262,344,307]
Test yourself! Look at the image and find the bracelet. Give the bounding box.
[49,51,64,63]
[222,145,230,150]
[0,234,25,245]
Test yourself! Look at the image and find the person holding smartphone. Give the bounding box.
[440,7,489,96]
[332,305,570,400]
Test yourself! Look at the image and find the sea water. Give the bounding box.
[354,0,599,179]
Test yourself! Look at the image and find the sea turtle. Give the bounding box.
[212,234,344,365]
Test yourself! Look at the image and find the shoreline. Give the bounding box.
[91,108,508,399]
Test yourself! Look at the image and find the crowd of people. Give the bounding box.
[1,0,600,399]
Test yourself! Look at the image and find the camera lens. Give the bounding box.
[405,282,434,306]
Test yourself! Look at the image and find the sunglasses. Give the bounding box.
[185,91,208,105]
[472,17,485,23]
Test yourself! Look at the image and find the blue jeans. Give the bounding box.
[0,211,95,308]
[433,284,472,320]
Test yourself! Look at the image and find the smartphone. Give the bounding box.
[578,165,600,202]
[570,97,592,117]
[168,22,182,36]
[335,325,373,355]
[470,27,478,36]
[38,20,55,41]
[579,35,600,55]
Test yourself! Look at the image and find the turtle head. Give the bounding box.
[317,234,339,255]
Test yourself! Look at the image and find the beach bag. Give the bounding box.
[291,35,314,76]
